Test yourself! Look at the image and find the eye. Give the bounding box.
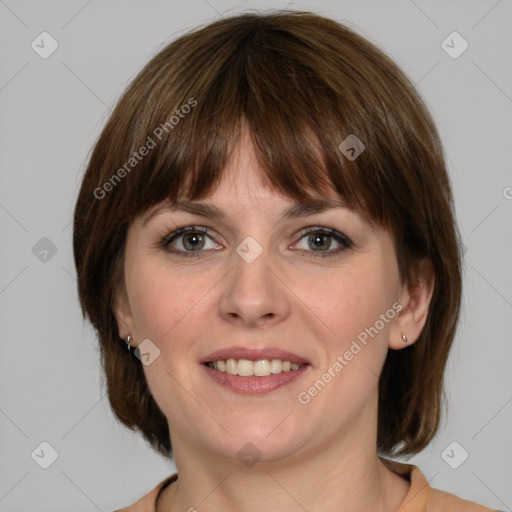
[160,226,222,257]
[292,227,353,258]
[160,225,352,259]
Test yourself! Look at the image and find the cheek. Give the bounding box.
[125,254,223,351]
[294,260,398,401]
[125,256,193,341]
[295,262,397,344]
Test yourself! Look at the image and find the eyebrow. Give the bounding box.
[142,197,347,226]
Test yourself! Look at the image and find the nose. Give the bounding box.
[218,241,291,329]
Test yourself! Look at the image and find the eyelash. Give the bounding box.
[159,225,353,259]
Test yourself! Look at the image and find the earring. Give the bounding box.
[125,335,134,351]
[401,332,408,343]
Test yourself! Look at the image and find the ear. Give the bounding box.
[112,284,136,342]
[389,259,435,350]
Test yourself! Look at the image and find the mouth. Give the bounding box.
[200,347,311,395]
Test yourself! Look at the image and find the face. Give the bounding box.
[115,131,414,465]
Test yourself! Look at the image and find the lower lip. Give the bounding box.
[202,364,310,395]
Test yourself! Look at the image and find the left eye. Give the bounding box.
[292,227,352,257]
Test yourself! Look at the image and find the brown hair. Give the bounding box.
[73,10,462,459]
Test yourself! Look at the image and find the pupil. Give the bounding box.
[185,232,204,250]
[310,233,329,251]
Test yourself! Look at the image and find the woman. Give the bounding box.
[73,11,498,511]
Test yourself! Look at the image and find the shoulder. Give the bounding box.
[380,457,496,512]
[428,485,498,512]
[113,474,177,512]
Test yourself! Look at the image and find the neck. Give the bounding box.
[157,396,410,511]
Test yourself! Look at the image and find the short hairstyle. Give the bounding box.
[73,10,462,459]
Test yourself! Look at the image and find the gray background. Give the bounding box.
[1,0,511,510]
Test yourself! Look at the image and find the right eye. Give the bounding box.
[161,226,223,257]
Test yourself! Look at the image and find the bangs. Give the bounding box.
[114,15,387,225]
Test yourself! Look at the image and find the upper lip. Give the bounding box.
[200,346,309,365]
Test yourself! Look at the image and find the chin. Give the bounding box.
[218,419,308,461]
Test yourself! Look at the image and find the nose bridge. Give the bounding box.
[218,233,290,327]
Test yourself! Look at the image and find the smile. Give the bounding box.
[202,359,310,395]
[205,358,304,376]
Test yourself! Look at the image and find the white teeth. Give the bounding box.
[270,359,282,374]
[207,358,304,376]
[226,358,237,375]
[237,359,254,376]
[254,359,270,376]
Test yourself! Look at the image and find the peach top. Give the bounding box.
[114,458,498,511]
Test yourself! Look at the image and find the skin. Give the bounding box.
[114,130,435,512]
